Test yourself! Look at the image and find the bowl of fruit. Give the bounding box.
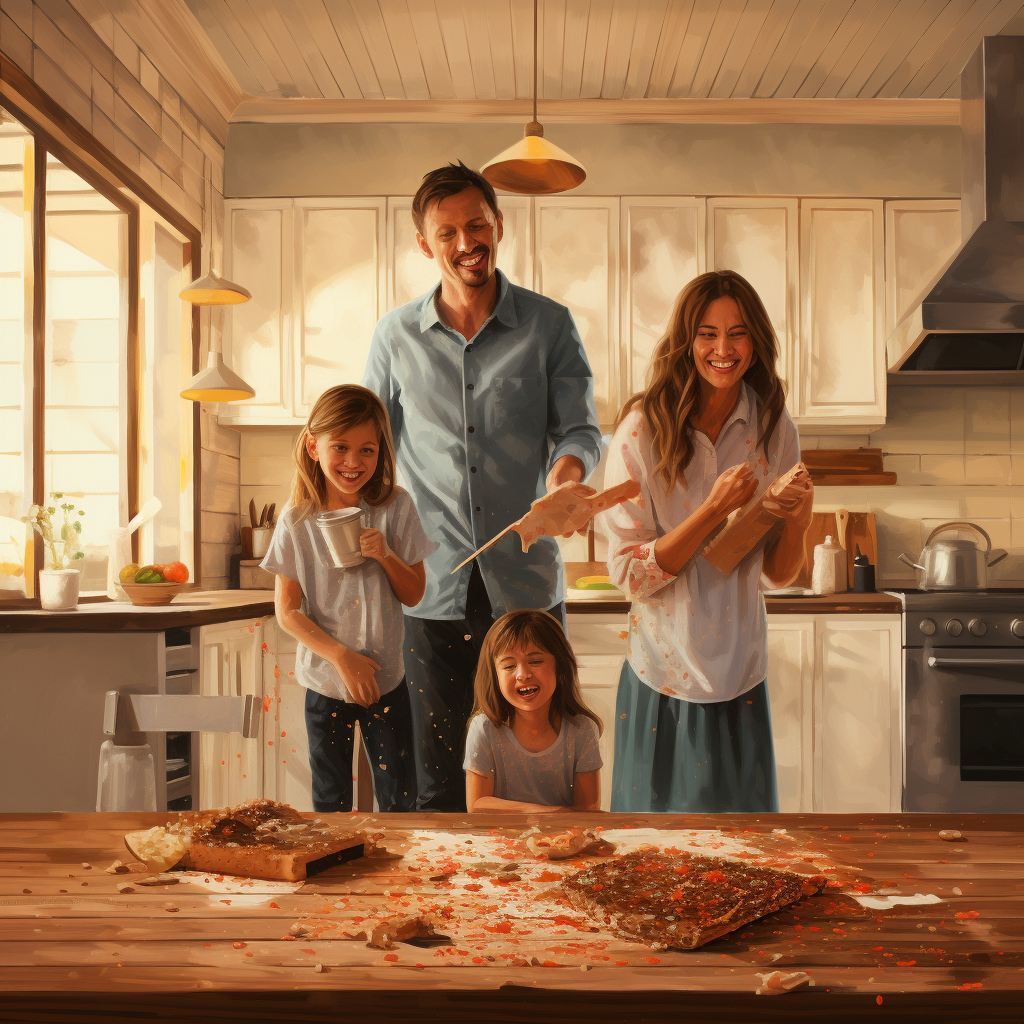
[119,562,190,606]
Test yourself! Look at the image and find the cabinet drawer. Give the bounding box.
[568,613,628,655]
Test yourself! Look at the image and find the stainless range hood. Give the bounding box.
[888,36,1024,383]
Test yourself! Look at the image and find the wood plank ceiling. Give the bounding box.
[182,0,1024,115]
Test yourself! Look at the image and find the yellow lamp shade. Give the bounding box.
[180,352,256,402]
[178,271,251,305]
[481,123,586,195]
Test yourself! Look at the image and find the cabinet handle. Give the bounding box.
[927,656,1024,669]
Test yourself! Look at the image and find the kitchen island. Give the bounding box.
[2,811,1020,1022]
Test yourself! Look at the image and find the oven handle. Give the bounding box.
[928,656,1024,669]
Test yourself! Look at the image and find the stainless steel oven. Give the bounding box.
[900,590,1024,813]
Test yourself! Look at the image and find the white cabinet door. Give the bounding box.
[708,199,798,414]
[387,195,532,311]
[261,618,312,811]
[620,198,705,398]
[535,197,620,427]
[798,199,885,428]
[198,619,264,808]
[567,612,626,811]
[220,201,295,425]
[815,615,901,813]
[765,615,815,812]
[884,200,961,334]
[293,199,386,417]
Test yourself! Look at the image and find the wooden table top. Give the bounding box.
[2,811,1021,1022]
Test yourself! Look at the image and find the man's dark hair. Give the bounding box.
[411,160,500,234]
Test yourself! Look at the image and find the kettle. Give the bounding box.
[899,521,1007,591]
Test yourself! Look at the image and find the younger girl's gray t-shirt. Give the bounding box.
[261,486,429,702]
[463,713,603,808]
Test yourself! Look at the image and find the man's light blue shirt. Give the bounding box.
[362,270,603,620]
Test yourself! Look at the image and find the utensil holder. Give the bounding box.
[251,526,272,559]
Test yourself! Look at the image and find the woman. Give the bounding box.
[601,270,812,813]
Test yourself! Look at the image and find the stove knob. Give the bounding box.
[919,618,936,636]
[1013,619,1024,640]
[946,618,963,637]
[968,618,987,637]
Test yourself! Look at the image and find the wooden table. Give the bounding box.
[2,812,1021,1022]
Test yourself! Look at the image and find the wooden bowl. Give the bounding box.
[120,581,186,607]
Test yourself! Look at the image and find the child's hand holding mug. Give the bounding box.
[332,646,381,707]
[359,527,391,563]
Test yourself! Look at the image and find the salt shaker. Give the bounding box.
[812,535,848,595]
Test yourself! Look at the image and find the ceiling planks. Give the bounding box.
[168,0,1024,116]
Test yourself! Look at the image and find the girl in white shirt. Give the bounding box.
[262,384,429,812]
[600,271,813,813]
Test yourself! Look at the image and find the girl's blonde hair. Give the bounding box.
[289,384,396,516]
[617,270,787,490]
[472,609,602,736]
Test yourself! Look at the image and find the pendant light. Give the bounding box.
[481,0,586,195]
[179,240,255,402]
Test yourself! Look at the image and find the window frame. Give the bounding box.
[0,78,202,606]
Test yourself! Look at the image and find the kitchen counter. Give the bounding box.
[0,590,276,632]
[2,811,1020,1022]
[564,562,902,614]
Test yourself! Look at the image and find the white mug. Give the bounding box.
[315,508,364,569]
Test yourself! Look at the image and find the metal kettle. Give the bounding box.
[899,521,1007,591]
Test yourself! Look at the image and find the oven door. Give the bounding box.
[904,647,1024,812]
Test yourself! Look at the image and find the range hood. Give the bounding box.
[888,36,1024,383]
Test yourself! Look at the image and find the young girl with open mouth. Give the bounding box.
[464,609,603,813]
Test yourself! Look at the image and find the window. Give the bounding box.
[0,102,198,603]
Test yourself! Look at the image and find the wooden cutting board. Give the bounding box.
[793,511,877,590]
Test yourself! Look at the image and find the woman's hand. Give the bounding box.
[763,472,814,527]
[359,528,391,563]
[704,462,758,521]
[332,646,381,707]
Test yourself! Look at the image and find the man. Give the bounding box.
[363,161,603,811]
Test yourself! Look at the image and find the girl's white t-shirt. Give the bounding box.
[261,487,430,702]
[600,383,800,703]
[463,713,603,807]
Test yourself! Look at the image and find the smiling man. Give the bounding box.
[362,161,602,811]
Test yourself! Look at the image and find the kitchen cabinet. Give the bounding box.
[566,612,628,811]
[797,199,885,428]
[535,197,620,427]
[198,617,264,808]
[620,197,705,396]
[707,198,798,408]
[567,609,901,814]
[884,199,962,334]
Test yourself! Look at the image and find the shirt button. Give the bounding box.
[466,383,474,391]
[466,345,474,353]
[475,506,481,512]
[470,466,477,473]
[468,425,475,433]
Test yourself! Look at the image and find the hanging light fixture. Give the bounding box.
[179,239,255,402]
[481,0,586,195]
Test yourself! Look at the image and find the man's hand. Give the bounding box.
[332,647,381,707]
[545,454,588,493]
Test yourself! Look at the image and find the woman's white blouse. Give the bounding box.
[600,383,800,703]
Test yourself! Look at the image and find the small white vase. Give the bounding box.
[39,568,81,611]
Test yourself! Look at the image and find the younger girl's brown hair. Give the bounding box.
[289,384,396,517]
[472,609,602,736]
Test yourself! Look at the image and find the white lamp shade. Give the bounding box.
[481,126,586,195]
[179,271,251,305]
[180,352,256,403]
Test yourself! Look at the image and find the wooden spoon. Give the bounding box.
[248,498,258,529]
[266,502,276,527]
[835,508,849,551]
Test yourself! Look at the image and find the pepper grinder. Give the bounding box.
[853,544,875,593]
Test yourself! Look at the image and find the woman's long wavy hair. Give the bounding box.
[472,609,603,736]
[618,270,787,490]
[289,384,396,517]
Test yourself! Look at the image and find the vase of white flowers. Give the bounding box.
[23,493,86,611]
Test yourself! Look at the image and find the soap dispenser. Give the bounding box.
[812,535,847,595]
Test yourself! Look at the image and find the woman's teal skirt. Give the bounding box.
[610,660,779,813]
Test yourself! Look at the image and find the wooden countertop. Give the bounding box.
[563,562,902,615]
[0,590,276,632]
[2,811,1020,1022]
